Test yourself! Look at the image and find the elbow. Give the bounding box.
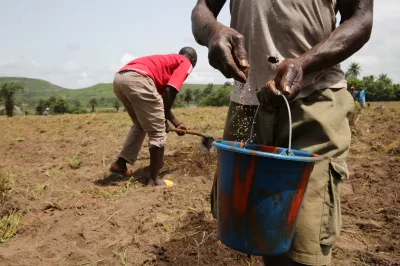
[360,14,374,45]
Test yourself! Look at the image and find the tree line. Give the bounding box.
[174,81,233,108]
[1,65,399,117]
[34,96,122,115]
[0,82,123,117]
[345,63,400,101]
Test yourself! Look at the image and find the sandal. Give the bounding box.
[109,162,133,177]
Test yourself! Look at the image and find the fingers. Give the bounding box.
[209,48,247,83]
[176,125,187,136]
[257,80,282,106]
[208,34,249,83]
[280,63,296,95]
[230,34,249,73]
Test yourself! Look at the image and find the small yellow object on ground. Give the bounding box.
[163,180,174,188]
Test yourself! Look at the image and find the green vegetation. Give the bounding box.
[346,62,362,79]
[0,77,223,113]
[0,211,21,243]
[113,100,121,112]
[1,65,398,117]
[0,171,13,203]
[346,64,400,101]
[199,83,232,107]
[89,98,98,112]
[0,82,24,117]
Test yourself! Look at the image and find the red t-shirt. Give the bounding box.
[119,54,193,94]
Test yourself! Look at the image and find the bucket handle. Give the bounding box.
[246,93,294,156]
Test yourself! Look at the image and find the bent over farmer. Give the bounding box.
[110,47,197,187]
[192,0,373,265]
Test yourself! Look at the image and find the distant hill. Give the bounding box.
[0,77,221,106]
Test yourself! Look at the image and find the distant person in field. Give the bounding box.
[110,47,197,187]
[396,88,400,100]
[192,0,373,265]
[359,88,366,108]
[351,86,360,102]
[44,108,49,116]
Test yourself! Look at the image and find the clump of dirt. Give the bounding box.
[154,212,262,265]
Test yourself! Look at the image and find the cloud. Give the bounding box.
[66,43,80,51]
[81,71,88,79]
[77,71,92,87]
[342,0,400,81]
[120,53,136,65]
[1,1,399,90]
[63,60,82,72]
[0,57,41,70]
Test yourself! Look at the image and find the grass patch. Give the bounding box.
[120,248,128,266]
[87,181,135,201]
[27,183,49,200]
[0,211,21,243]
[0,171,13,203]
[69,155,83,170]
[11,136,25,142]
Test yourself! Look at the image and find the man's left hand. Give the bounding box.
[175,124,187,136]
[257,58,303,107]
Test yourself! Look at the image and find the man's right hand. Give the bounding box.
[207,25,249,83]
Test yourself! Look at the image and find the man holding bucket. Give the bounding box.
[192,0,373,265]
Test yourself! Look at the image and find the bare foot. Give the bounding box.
[146,178,163,187]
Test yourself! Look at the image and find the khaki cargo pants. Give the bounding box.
[113,71,166,165]
[211,88,354,265]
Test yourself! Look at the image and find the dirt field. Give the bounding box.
[0,103,399,266]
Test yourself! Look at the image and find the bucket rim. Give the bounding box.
[213,140,322,162]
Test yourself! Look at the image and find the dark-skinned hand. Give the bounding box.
[208,26,250,83]
[175,124,187,136]
[257,58,303,107]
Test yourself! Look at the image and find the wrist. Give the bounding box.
[295,55,310,75]
[207,22,225,48]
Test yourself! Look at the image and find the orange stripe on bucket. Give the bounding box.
[232,154,256,235]
[259,146,280,154]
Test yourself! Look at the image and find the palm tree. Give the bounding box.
[184,89,193,106]
[377,73,392,86]
[113,100,121,112]
[0,82,24,117]
[99,97,106,106]
[192,88,202,104]
[346,62,362,79]
[89,98,98,112]
[202,83,214,98]
[223,81,232,87]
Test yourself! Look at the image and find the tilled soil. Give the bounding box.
[0,105,399,266]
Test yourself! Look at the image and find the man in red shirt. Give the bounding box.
[110,47,197,187]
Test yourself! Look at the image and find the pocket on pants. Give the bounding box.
[320,158,349,246]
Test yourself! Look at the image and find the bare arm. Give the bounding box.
[191,0,249,82]
[258,0,374,106]
[191,0,226,46]
[162,86,180,127]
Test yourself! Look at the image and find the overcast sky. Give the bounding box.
[0,0,398,89]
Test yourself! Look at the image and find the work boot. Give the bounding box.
[147,147,165,186]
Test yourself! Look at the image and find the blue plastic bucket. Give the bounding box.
[213,140,321,255]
